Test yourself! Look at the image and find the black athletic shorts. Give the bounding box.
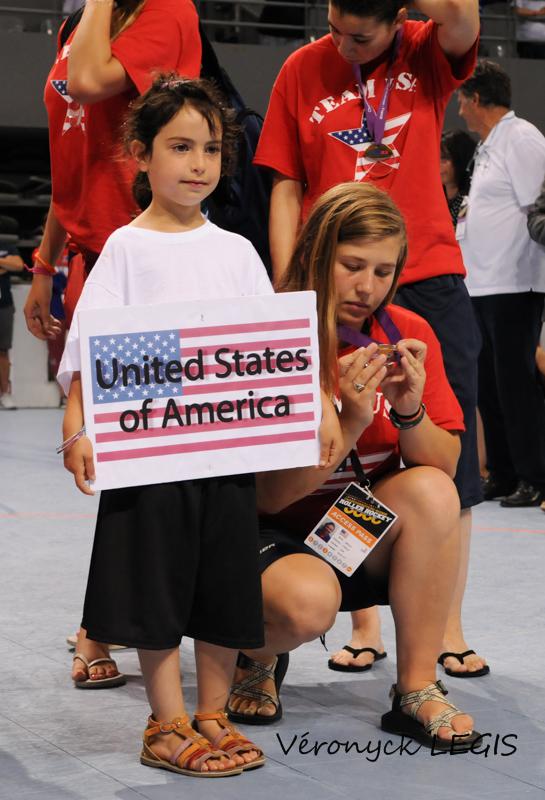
[82,475,264,651]
[395,275,483,508]
[0,305,14,351]
[258,522,389,612]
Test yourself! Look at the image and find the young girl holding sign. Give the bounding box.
[57,75,280,777]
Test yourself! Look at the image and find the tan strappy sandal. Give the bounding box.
[226,652,289,725]
[193,711,266,770]
[381,680,482,751]
[72,653,126,689]
[141,714,243,778]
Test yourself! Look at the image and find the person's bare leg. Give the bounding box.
[194,641,260,766]
[230,467,477,739]
[0,350,10,394]
[370,467,474,739]
[72,627,120,682]
[536,344,545,382]
[440,508,488,675]
[477,410,488,478]
[228,555,341,719]
[138,647,236,773]
[327,606,386,668]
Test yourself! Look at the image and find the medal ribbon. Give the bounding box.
[352,29,403,146]
[338,308,403,491]
[337,307,402,349]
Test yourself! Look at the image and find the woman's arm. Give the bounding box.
[381,339,461,477]
[257,347,388,513]
[67,0,132,104]
[23,204,66,340]
[398,418,461,478]
[0,253,23,273]
[412,0,480,58]
[528,179,545,245]
[63,372,96,495]
[269,173,304,287]
[515,5,545,17]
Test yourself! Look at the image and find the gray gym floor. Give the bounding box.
[1,410,544,800]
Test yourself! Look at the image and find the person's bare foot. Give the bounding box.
[328,635,386,669]
[71,628,120,683]
[227,655,278,719]
[399,684,474,742]
[440,639,488,676]
[195,715,262,767]
[145,718,238,774]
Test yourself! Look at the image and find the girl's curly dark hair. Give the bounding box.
[123,72,239,210]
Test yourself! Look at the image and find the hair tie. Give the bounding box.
[161,78,189,90]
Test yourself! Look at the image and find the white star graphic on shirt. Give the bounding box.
[329,109,411,180]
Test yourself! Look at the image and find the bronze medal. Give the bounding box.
[364,143,394,161]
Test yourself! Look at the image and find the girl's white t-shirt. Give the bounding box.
[58,220,274,394]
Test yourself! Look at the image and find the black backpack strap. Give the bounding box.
[59,6,83,50]
[199,21,222,83]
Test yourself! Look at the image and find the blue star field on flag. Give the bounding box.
[52,79,69,98]
[51,79,85,133]
[89,329,183,405]
[329,111,373,151]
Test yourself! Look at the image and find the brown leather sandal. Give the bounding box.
[193,711,266,770]
[140,714,242,778]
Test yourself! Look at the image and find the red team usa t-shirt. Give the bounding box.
[254,21,477,285]
[268,304,464,531]
[44,0,201,255]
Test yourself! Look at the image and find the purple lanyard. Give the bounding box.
[337,307,402,349]
[352,29,403,145]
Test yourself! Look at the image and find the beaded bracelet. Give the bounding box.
[389,403,426,430]
[31,248,57,276]
[56,426,86,455]
[25,263,55,277]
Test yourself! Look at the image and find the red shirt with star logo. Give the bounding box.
[44,0,201,255]
[262,304,464,532]
[254,21,477,285]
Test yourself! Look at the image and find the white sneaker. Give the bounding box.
[0,393,17,409]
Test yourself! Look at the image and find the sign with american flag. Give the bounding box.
[78,291,321,490]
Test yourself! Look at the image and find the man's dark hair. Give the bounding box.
[459,59,511,108]
[330,0,405,24]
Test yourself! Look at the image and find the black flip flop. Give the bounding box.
[438,650,490,678]
[227,652,289,726]
[328,645,387,673]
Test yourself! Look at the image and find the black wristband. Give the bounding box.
[390,405,422,420]
[389,403,426,430]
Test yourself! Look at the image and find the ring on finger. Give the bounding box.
[352,380,366,393]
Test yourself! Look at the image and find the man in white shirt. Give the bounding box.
[514,0,545,59]
[458,59,545,507]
